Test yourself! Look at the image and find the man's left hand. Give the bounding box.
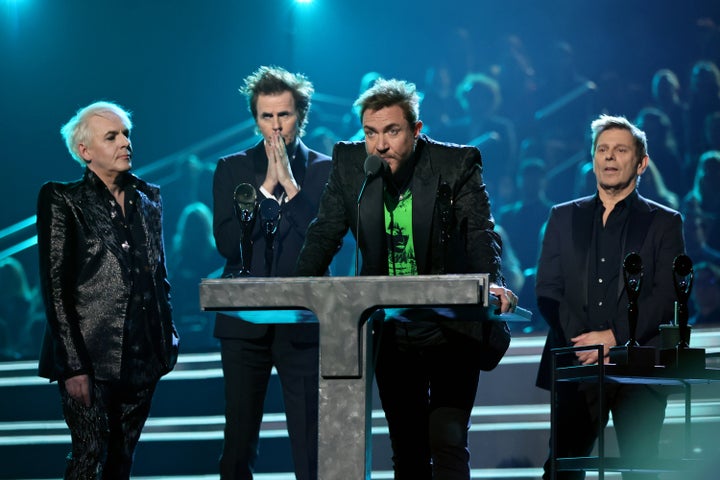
[571,329,617,365]
[489,284,518,314]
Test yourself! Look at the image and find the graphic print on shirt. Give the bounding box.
[385,191,417,276]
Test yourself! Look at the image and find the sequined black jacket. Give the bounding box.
[36,169,179,382]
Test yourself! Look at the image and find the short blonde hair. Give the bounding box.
[60,101,132,167]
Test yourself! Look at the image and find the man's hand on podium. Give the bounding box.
[489,284,518,314]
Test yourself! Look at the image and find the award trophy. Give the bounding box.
[231,183,257,277]
[259,198,281,277]
[610,253,656,365]
[659,254,706,370]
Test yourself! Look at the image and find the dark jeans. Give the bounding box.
[374,323,483,480]
[544,382,667,480]
[60,380,157,480]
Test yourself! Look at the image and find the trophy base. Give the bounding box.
[609,345,656,366]
[659,346,706,371]
[659,324,692,349]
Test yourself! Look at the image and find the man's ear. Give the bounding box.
[78,143,92,163]
[637,155,649,175]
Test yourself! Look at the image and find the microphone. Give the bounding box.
[364,154,387,178]
[622,252,643,346]
[355,155,388,275]
[357,155,387,204]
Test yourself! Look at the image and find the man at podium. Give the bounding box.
[296,78,518,480]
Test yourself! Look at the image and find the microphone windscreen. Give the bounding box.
[364,155,386,178]
[673,254,693,276]
[623,252,643,275]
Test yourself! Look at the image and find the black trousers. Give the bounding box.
[374,323,483,480]
[219,325,319,480]
[545,382,667,480]
[59,380,157,480]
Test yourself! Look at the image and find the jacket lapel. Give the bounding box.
[412,147,440,274]
[249,141,268,188]
[617,196,654,298]
[293,140,309,185]
[358,172,387,274]
[80,172,129,271]
[136,187,162,271]
[572,196,595,308]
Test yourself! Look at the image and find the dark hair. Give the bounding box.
[353,78,420,127]
[590,114,648,163]
[240,65,314,136]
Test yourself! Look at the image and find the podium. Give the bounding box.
[200,274,490,479]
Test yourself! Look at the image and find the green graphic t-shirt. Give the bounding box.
[385,190,416,276]
[383,188,445,345]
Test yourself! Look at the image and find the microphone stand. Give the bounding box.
[355,155,386,276]
[609,253,656,365]
[660,254,706,370]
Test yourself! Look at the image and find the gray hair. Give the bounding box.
[60,101,132,167]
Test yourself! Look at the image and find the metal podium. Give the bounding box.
[200,274,490,479]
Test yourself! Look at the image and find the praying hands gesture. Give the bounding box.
[262,132,300,200]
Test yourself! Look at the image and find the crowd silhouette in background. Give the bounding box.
[2,23,720,358]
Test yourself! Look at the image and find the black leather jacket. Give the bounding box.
[37,169,178,382]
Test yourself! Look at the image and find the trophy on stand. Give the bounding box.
[660,254,706,370]
[230,183,257,277]
[610,253,656,365]
[259,198,281,277]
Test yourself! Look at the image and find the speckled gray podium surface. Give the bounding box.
[200,274,489,479]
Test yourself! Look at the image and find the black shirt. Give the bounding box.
[104,175,163,388]
[586,191,637,334]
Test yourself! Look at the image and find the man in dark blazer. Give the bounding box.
[37,101,179,479]
[212,66,331,480]
[295,78,518,480]
[535,114,686,479]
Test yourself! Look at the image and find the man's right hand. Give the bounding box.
[65,374,91,407]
